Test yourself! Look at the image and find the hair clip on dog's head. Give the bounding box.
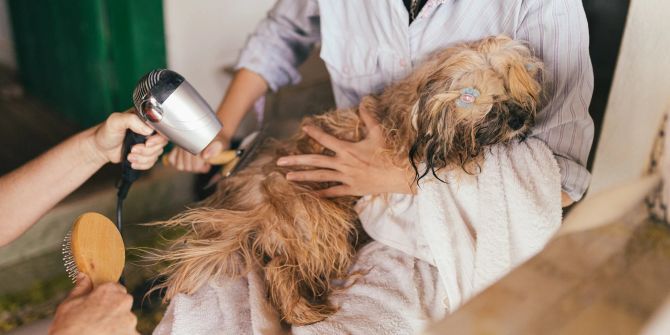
[456,87,480,109]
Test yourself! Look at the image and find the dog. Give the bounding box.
[151,35,544,325]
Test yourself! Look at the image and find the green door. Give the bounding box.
[8,0,166,127]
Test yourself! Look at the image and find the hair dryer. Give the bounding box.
[115,70,222,231]
[132,69,223,155]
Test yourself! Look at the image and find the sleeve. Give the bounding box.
[516,0,595,201]
[235,0,321,91]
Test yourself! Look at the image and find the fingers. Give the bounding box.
[124,313,139,335]
[93,283,132,311]
[167,147,179,166]
[53,280,138,335]
[127,135,167,170]
[302,126,350,153]
[107,112,153,136]
[202,140,224,160]
[145,133,168,147]
[164,140,225,173]
[358,102,381,131]
[95,282,128,295]
[67,273,93,300]
[167,147,210,173]
[127,153,162,170]
[277,154,341,170]
[117,291,134,311]
[286,169,345,183]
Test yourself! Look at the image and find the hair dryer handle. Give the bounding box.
[117,130,147,200]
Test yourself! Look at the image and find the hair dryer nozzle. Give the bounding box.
[132,69,222,155]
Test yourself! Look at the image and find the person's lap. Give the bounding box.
[154,242,448,335]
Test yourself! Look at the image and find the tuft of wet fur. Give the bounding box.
[149,35,544,325]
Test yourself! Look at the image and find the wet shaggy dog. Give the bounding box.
[152,36,544,325]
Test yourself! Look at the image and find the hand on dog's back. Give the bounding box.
[278,103,417,197]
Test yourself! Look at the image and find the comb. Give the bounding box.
[62,212,126,287]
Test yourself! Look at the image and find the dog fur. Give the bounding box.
[151,35,544,325]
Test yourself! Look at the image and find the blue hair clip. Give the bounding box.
[456,87,480,108]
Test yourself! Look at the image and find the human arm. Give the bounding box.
[168,0,321,172]
[49,273,138,335]
[0,111,168,246]
[516,0,595,206]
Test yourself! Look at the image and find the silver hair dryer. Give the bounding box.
[132,69,222,155]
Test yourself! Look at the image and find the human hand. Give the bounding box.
[49,273,138,335]
[166,135,229,173]
[92,109,168,169]
[561,191,574,207]
[276,104,415,197]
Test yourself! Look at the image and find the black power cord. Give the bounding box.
[116,130,148,285]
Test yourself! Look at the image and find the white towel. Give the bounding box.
[422,138,562,310]
[153,138,562,334]
[359,138,563,311]
[154,242,448,335]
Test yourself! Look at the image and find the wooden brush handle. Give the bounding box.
[70,213,125,287]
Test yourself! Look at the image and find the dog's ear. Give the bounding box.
[409,81,460,182]
[507,62,542,108]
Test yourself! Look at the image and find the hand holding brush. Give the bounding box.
[49,273,138,335]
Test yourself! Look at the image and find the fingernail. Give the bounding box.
[286,172,295,180]
[276,158,287,166]
[127,155,136,162]
[301,126,310,133]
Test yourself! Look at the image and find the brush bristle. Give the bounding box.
[61,231,78,283]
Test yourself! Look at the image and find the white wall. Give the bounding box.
[589,0,670,195]
[0,0,16,68]
[162,0,275,109]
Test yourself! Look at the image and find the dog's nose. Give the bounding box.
[508,115,525,130]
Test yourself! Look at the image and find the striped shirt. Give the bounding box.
[236,0,594,201]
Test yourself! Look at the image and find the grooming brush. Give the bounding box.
[62,212,126,286]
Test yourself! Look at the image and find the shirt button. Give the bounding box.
[399,59,407,68]
[343,66,350,74]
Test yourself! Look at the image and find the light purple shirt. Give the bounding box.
[236,0,594,200]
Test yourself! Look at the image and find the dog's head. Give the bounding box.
[409,35,543,180]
